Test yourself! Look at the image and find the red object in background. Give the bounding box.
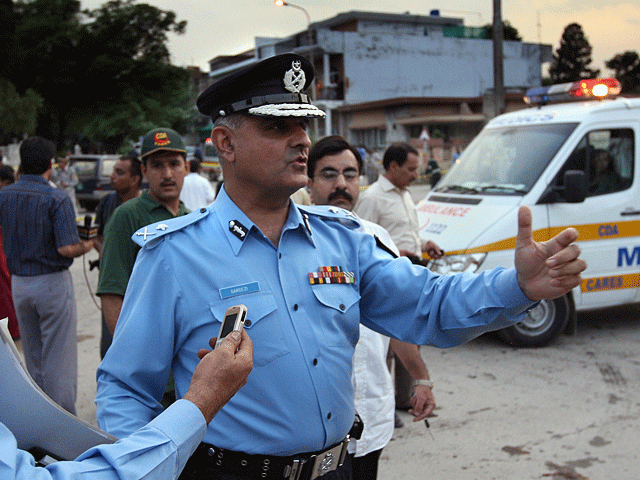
[0,227,19,339]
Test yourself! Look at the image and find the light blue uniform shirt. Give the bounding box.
[2,400,205,480]
[96,187,533,456]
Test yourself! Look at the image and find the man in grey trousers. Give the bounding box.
[0,137,93,414]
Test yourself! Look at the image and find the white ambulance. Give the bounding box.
[417,78,639,347]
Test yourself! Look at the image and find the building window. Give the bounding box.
[352,128,386,149]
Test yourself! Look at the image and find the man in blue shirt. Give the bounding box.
[0,137,94,414]
[96,54,586,480]
[2,330,253,480]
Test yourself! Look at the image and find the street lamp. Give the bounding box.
[274,0,310,27]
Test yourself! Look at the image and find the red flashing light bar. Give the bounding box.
[524,78,622,105]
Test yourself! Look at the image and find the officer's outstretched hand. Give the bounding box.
[515,206,586,301]
[183,330,253,423]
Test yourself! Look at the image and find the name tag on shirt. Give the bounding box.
[219,281,260,299]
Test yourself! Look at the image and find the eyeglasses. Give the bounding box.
[317,168,359,181]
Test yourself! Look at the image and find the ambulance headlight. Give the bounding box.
[429,253,487,275]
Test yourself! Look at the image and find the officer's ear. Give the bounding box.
[211,126,235,162]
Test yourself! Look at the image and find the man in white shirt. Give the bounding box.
[354,142,443,411]
[180,157,216,211]
[307,136,435,480]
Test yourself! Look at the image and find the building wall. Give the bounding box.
[317,29,547,104]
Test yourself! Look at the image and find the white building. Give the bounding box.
[206,10,551,160]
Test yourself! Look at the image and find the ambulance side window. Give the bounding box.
[556,129,634,198]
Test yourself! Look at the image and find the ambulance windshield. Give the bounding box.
[436,123,578,195]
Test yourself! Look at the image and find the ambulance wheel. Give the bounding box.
[496,295,571,348]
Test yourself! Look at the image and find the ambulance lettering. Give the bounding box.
[618,246,640,267]
[439,206,471,217]
[598,224,619,237]
[584,276,624,292]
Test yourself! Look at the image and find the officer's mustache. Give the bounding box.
[328,189,353,203]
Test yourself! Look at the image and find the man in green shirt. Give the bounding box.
[97,128,190,342]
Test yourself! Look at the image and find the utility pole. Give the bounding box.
[492,0,505,116]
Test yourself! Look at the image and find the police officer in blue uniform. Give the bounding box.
[96,53,586,480]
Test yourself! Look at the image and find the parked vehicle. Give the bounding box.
[417,78,638,347]
[69,154,120,211]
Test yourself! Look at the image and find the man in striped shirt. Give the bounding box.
[0,137,93,414]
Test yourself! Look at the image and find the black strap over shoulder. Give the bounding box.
[374,235,398,259]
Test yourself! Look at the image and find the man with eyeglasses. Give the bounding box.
[307,135,435,480]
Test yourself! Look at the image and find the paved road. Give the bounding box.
[379,308,640,480]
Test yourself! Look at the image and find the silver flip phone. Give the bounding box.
[214,304,248,349]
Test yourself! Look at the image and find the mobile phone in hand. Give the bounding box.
[214,305,248,349]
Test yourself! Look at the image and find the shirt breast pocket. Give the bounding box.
[310,284,360,347]
[209,293,289,366]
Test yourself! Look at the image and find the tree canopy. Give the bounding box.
[1,0,193,152]
[548,23,599,84]
[0,79,43,139]
[482,20,522,42]
[605,51,640,94]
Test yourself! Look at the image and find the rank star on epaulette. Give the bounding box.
[309,266,355,284]
[328,206,357,218]
[136,227,156,241]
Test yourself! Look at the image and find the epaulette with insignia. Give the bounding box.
[297,205,362,229]
[132,207,210,249]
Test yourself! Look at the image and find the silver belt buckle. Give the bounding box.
[307,437,350,480]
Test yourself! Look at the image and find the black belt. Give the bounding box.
[190,438,351,480]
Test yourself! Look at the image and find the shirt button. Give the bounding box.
[313,358,318,366]
[279,253,282,259]
[339,304,346,311]
[327,413,332,420]
[244,319,252,327]
[294,304,299,311]
[200,208,206,213]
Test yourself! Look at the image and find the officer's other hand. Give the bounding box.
[183,330,253,423]
[515,205,586,301]
[409,385,436,422]
[423,240,444,260]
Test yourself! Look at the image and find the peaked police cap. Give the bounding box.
[197,53,325,122]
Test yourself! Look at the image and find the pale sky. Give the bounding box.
[81,0,640,76]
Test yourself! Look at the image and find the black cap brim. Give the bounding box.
[197,53,326,121]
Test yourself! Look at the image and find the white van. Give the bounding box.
[417,78,639,347]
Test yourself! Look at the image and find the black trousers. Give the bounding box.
[350,449,382,480]
[179,446,353,480]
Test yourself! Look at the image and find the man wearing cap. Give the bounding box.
[97,128,189,343]
[96,54,585,480]
[0,137,94,415]
[93,154,143,358]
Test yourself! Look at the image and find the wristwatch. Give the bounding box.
[414,379,434,389]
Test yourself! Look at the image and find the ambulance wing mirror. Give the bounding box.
[563,170,587,203]
[539,170,586,204]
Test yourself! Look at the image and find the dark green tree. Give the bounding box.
[70,0,191,151]
[605,51,640,93]
[0,79,44,140]
[2,0,84,143]
[548,23,599,84]
[2,0,192,151]
[482,20,522,41]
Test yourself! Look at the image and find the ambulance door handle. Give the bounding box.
[620,209,640,216]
